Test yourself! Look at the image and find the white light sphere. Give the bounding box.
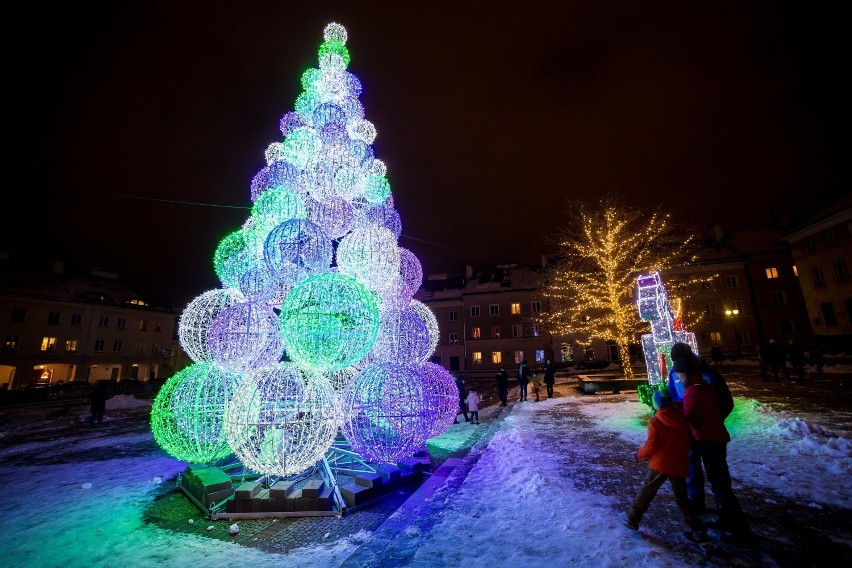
[323,22,348,44]
[283,127,322,168]
[309,196,354,239]
[407,299,440,357]
[354,204,402,238]
[336,226,401,288]
[420,362,459,439]
[370,308,431,364]
[226,363,338,477]
[347,118,377,144]
[179,288,246,363]
[398,248,423,301]
[340,362,429,463]
[305,145,363,201]
[207,302,284,375]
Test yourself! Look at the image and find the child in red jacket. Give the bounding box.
[625,391,707,543]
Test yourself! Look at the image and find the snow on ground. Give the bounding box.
[576,396,852,508]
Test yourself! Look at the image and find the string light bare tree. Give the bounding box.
[540,198,701,380]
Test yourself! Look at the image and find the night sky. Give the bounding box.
[8,1,850,310]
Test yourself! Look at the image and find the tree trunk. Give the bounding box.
[619,342,633,380]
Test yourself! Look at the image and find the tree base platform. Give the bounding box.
[577,375,646,394]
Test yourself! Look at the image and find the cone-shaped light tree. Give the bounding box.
[152,23,457,472]
[540,199,701,380]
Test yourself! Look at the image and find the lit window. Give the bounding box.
[765,267,779,279]
[127,299,149,306]
[40,337,56,352]
[472,327,481,339]
[94,339,105,352]
[535,350,545,363]
[793,265,798,277]
[514,350,524,364]
[512,324,521,337]
[139,320,148,331]
[65,339,77,352]
[710,332,721,342]
[117,318,127,329]
[511,303,521,315]
[449,333,459,345]
[98,316,109,327]
[533,324,541,337]
[492,326,501,339]
[531,301,541,313]
[47,312,61,325]
[489,304,499,316]
[448,311,457,322]
[3,336,19,352]
[472,352,482,365]
[492,351,502,364]
[470,306,480,317]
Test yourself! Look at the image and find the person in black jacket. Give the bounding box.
[517,360,531,402]
[89,382,109,425]
[668,342,734,515]
[495,367,508,406]
[453,374,470,423]
[543,359,555,399]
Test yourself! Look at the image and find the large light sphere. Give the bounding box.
[340,362,429,463]
[268,160,306,194]
[323,22,348,44]
[279,272,380,371]
[151,362,240,463]
[420,362,458,439]
[347,138,374,168]
[294,92,322,119]
[238,266,278,303]
[319,121,350,147]
[179,288,246,363]
[347,118,377,144]
[336,226,401,288]
[265,142,287,165]
[283,127,322,168]
[208,302,284,375]
[300,68,322,92]
[313,102,346,128]
[398,248,423,301]
[251,187,307,236]
[370,308,431,364]
[354,204,402,238]
[339,96,364,120]
[250,166,271,202]
[309,196,354,239]
[214,229,252,289]
[363,174,391,204]
[225,363,338,477]
[305,145,363,201]
[279,111,311,136]
[407,299,440,356]
[318,39,350,70]
[263,219,332,277]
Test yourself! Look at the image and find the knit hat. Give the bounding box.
[652,391,672,410]
[670,342,694,361]
[672,355,698,374]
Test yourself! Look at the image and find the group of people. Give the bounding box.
[759,339,822,382]
[453,358,559,425]
[626,342,755,548]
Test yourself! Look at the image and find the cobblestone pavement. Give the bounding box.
[1,368,850,566]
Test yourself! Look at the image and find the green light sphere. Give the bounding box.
[280,272,380,371]
[151,362,240,463]
[213,229,251,289]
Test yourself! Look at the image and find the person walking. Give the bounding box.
[543,359,555,399]
[788,340,806,382]
[89,381,109,425]
[495,367,509,406]
[710,344,724,371]
[625,390,708,545]
[517,359,530,402]
[453,374,470,424]
[765,339,785,381]
[465,388,482,424]
[531,369,543,402]
[677,356,755,546]
[668,343,733,515]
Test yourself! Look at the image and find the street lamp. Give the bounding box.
[725,309,741,357]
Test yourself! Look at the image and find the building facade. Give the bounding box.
[783,197,852,347]
[0,263,177,389]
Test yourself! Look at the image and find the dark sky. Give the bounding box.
[7,1,850,310]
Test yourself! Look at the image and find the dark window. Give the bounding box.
[155,321,162,333]
[10,309,26,323]
[71,314,82,325]
[778,318,794,335]
[113,340,123,352]
[732,300,744,312]
[117,318,127,329]
[448,311,457,322]
[770,291,787,306]
[705,302,717,316]
[98,316,109,328]
[844,298,852,322]
[825,230,837,245]
[94,339,105,352]
[470,306,480,317]
[448,332,459,345]
[804,239,815,253]
[812,266,826,286]
[47,312,61,325]
[531,301,541,313]
[820,302,838,327]
[834,258,850,281]
[725,276,739,288]
[449,356,460,371]
[489,304,499,316]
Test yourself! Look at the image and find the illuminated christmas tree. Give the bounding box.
[152,23,456,473]
[540,199,701,380]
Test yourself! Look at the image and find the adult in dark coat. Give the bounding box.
[517,360,531,402]
[788,340,806,381]
[679,357,755,546]
[765,339,786,381]
[453,375,470,423]
[90,382,109,425]
[668,343,733,513]
[543,359,555,399]
[495,367,509,406]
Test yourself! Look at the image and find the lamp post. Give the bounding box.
[725,309,741,357]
